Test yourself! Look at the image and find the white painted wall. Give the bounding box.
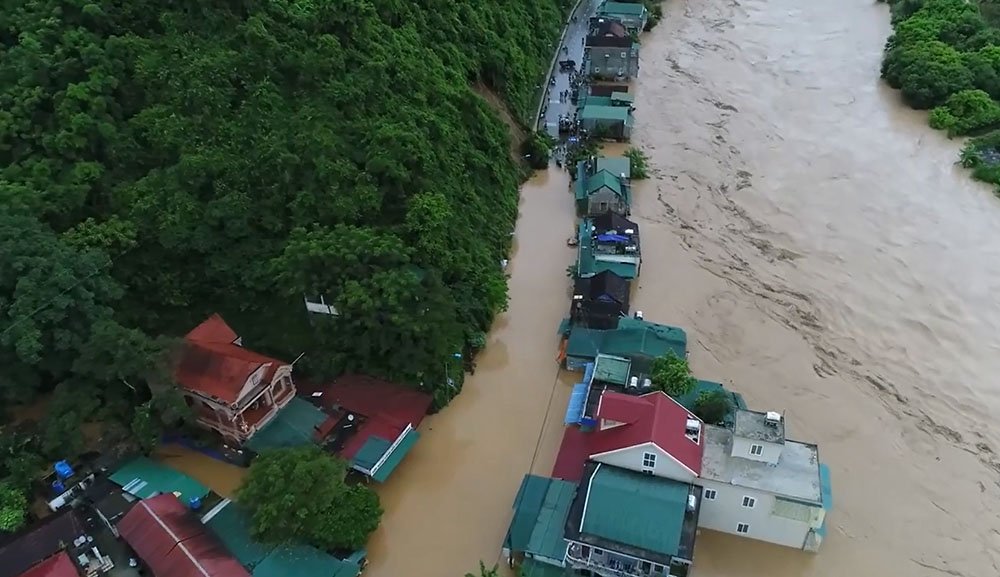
[590,442,696,483]
[696,480,822,550]
[731,436,783,465]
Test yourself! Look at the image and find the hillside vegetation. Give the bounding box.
[0,0,569,524]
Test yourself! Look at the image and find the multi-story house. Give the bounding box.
[597,1,650,34]
[576,212,641,280]
[584,18,640,80]
[175,314,296,445]
[698,410,831,551]
[570,270,631,330]
[575,156,632,216]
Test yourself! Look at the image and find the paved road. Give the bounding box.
[539,0,601,140]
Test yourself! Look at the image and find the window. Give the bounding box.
[642,452,657,470]
[652,564,663,573]
[749,443,764,456]
[639,560,651,574]
[742,496,756,508]
[736,523,750,534]
[703,488,717,500]
[594,548,604,556]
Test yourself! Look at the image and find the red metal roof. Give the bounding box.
[175,315,286,403]
[300,375,433,459]
[118,494,249,577]
[17,553,77,577]
[552,391,704,480]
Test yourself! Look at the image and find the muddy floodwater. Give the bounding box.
[366,0,1000,576]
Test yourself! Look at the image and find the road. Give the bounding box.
[539,0,601,139]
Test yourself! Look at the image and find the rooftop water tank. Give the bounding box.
[51,480,66,495]
[54,461,74,480]
[189,496,203,511]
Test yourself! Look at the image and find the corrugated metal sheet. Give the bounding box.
[109,457,209,503]
[16,552,77,577]
[244,397,327,453]
[525,480,574,561]
[370,429,420,482]
[564,383,590,425]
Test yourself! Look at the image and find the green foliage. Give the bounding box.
[650,353,697,396]
[0,483,27,533]
[693,390,732,425]
[0,0,570,426]
[929,89,1000,134]
[625,147,651,179]
[237,447,383,551]
[465,562,500,577]
[521,132,555,169]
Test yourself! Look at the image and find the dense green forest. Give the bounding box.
[0,0,571,526]
[881,0,1000,187]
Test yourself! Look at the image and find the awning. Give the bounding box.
[352,426,421,483]
[565,383,590,425]
[370,428,420,482]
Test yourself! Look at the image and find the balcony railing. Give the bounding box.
[566,545,668,577]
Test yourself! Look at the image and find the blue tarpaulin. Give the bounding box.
[564,382,590,425]
[583,362,596,385]
[596,234,629,243]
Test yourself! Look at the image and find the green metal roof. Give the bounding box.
[244,397,328,453]
[592,260,638,279]
[576,221,639,280]
[581,105,631,122]
[596,156,631,180]
[204,501,361,577]
[109,457,209,502]
[520,559,570,577]
[592,354,632,385]
[505,475,575,560]
[610,92,634,104]
[587,170,624,196]
[580,95,614,108]
[565,319,687,361]
[600,1,648,16]
[353,436,392,471]
[582,465,689,557]
[370,428,420,483]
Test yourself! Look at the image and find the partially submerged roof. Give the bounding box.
[177,314,288,404]
[0,510,86,577]
[581,105,631,122]
[701,424,822,504]
[599,1,648,16]
[17,552,77,577]
[109,456,209,503]
[566,319,687,363]
[593,391,704,475]
[505,475,575,561]
[592,211,637,236]
[244,396,329,453]
[574,463,693,561]
[203,500,361,577]
[118,494,249,577]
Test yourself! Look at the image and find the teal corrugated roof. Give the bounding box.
[592,354,632,385]
[526,479,574,560]
[506,475,551,551]
[596,156,631,180]
[204,501,272,568]
[520,559,568,577]
[244,397,328,453]
[582,465,689,557]
[370,429,420,482]
[581,95,614,108]
[587,170,624,196]
[819,464,833,511]
[600,1,648,16]
[672,380,742,426]
[566,320,686,363]
[581,105,631,122]
[611,92,634,103]
[592,260,638,279]
[110,457,209,502]
[353,436,392,471]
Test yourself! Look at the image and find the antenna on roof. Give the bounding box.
[291,352,306,366]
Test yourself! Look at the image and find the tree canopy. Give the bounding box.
[237,446,383,551]
[693,390,732,426]
[650,353,697,397]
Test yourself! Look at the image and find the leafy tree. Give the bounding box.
[521,132,554,169]
[0,483,27,533]
[650,353,697,397]
[237,447,383,551]
[625,147,651,179]
[693,390,732,425]
[929,89,1000,135]
[465,562,500,577]
[883,40,972,108]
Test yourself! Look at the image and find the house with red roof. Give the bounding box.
[553,390,704,484]
[176,314,296,445]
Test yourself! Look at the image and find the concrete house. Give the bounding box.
[579,97,635,141]
[597,1,650,33]
[698,410,832,552]
[576,212,641,280]
[585,18,640,81]
[175,314,296,445]
[575,156,631,216]
[571,270,631,330]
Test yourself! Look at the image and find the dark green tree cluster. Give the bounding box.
[650,352,696,397]
[882,0,1000,120]
[237,447,382,551]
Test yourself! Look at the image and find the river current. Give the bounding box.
[363,0,1000,576]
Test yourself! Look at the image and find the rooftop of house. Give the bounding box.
[701,424,822,504]
[243,396,330,453]
[573,270,630,307]
[610,91,634,103]
[595,156,631,179]
[0,510,87,577]
[108,456,210,503]
[17,552,77,577]
[734,409,786,443]
[203,500,361,577]
[566,318,687,365]
[587,18,631,47]
[299,375,432,482]
[580,104,632,122]
[176,314,288,404]
[591,354,632,386]
[592,211,638,237]
[504,475,575,561]
[672,380,747,427]
[599,1,649,17]
[118,494,250,577]
[565,462,699,564]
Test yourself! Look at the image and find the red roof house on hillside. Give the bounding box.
[552,390,704,483]
[118,494,249,577]
[301,375,432,483]
[176,314,296,445]
[16,552,78,577]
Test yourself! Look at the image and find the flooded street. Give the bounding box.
[369,0,1000,576]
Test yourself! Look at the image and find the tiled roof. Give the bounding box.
[176,315,287,403]
[591,391,704,475]
[118,494,250,577]
[16,552,77,577]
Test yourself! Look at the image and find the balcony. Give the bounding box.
[566,544,672,577]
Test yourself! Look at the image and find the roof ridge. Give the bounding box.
[139,499,213,577]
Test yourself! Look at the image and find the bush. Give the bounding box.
[521,132,554,169]
[929,89,1000,135]
[625,147,651,179]
[650,353,697,397]
[693,390,732,425]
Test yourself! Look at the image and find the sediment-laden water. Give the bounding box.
[366,1,1000,576]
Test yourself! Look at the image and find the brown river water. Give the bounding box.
[333,0,1000,575]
